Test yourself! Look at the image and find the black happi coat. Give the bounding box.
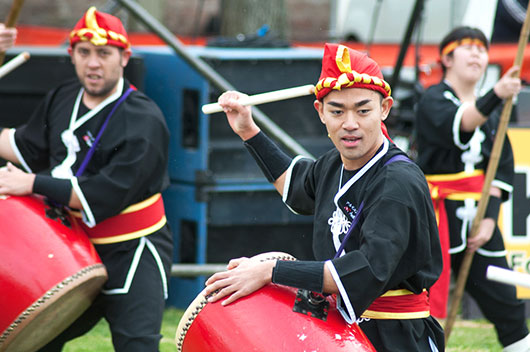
[415,81,513,254]
[283,139,443,350]
[12,78,170,226]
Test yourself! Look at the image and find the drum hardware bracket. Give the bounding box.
[293,289,329,321]
[44,199,71,228]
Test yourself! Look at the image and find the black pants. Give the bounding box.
[446,199,528,347]
[452,250,529,347]
[360,316,445,352]
[38,228,173,352]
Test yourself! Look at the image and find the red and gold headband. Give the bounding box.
[315,44,391,100]
[70,7,130,49]
[441,37,486,57]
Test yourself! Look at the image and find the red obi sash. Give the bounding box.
[361,289,430,319]
[72,193,167,244]
[425,171,484,318]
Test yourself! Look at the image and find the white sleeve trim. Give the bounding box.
[453,102,471,150]
[8,129,32,172]
[476,248,508,257]
[326,260,356,324]
[492,179,513,194]
[71,177,96,227]
[282,155,306,215]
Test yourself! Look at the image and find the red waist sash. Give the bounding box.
[425,170,484,319]
[361,289,430,319]
[72,193,167,244]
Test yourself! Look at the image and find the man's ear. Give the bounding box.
[314,99,326,124]
[441,54,453,69]
[381,96,393,121]
[121,48,132,67]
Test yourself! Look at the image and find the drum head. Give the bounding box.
[1,265,107,352]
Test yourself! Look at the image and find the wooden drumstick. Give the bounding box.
[201,84,315,115]
[0,51,29,79]
[486,265,530,289]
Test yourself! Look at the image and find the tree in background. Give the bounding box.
[219,0,289,40]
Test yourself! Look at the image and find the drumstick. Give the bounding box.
[486,265,530,288]
[0,51,29,79]
[201,84,315,115]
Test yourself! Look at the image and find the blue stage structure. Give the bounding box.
[135,46,332,308]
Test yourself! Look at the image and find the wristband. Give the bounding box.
[272,260,324,293]
[484,196,502,223]
[244,131,292,182]
[33,174,72,206]
[476,88,502,117]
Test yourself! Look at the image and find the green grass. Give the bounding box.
[63,308,183,352]
[445,319,506,351]
[61,309,524,351]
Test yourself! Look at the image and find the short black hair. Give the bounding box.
[439,26,489,75]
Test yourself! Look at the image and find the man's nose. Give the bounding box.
[343,112,359,129]
[87,53,101,67]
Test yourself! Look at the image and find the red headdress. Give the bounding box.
[69,7,130,49]
[314,43,391,101]
[315,43,393,141]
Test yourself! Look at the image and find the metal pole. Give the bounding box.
[389,0,425,91]
[115,0,314,158]
[171,263,227,277]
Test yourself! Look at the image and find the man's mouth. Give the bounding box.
[87,74,101,81]
[341,136,361,146]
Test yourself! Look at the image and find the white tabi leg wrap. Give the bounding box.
[504,334,530,352]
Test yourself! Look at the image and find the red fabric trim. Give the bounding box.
[78,195,165,239]
[427,174,484,318]
[315,84,389,101]
[367,290,429,313]
[381,122,393,143]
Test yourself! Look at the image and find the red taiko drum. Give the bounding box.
[0,195,107,352]
[175,284,376,351]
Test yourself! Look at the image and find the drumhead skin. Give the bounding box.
[175,253,375,352]
[0,195,107,352]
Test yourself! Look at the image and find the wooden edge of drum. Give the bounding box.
[175,289,209,352]
[174,252,297,351]
[0,264,108,352]
[251,251,297,263]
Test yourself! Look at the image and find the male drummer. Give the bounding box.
[204,43,445,351]
[0,7,173,352]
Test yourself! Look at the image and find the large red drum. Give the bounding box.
[175,284,376,351]
[0,195,107,352]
